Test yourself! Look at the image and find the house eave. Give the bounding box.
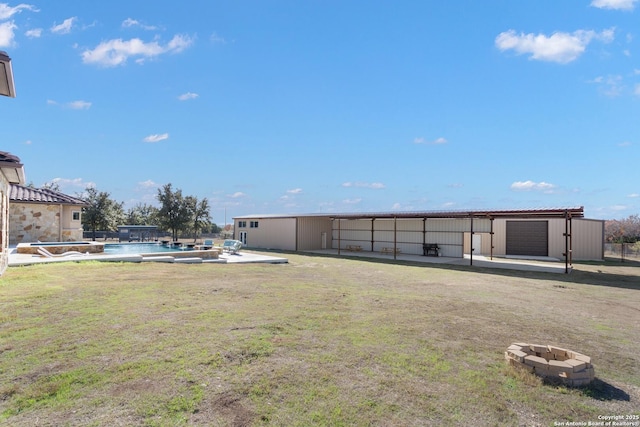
[0,161,26,184]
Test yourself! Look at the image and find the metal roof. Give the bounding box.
[234,207,585,220]
[9,184,88,206]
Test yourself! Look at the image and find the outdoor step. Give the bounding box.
[142,256,175,263]
[174,257,203,264]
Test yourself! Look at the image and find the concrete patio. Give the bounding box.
[303,249,570,274]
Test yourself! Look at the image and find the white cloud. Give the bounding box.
[229,192,246,199]
[0,3,37,20]
[590,74,637,97]
[510,180,557,193]
[591,0,637,10]
[414,136,448,145]
[287,188,303,194]
[143,133,169,143]
[601,74,624,96]
[342,198,362,205]
[68,100,92,110]
[0,20,16,47]
[122,18,157,31]
[495,29,614,64]
[610,204,628,211]
[178,92,199,101]
[81,34,194,67]
[618,141,632,146]
[137,179,157,189]
[46,99,92,109]
[25,27,42,38]
[51,17,76,34]
[49,177,95,191]
[342,182,385,189]
[210,32,226,44]
[628,193,639,198]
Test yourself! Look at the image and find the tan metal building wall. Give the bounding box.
[235,216,332,252]
[235,217,297,251]
[572,219,605,260]
[492,218,603,260]
[296,216,332,251]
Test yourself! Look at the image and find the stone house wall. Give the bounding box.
[0,176,9,275]
[9,202,84,244]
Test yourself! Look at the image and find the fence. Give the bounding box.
[604,243,640,261]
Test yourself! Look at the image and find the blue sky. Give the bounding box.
[1,0,639,223]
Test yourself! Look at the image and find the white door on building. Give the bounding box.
[472,234,482,255]
[239,231,247,245]
[321,232,327,249]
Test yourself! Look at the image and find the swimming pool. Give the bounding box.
[104,243,195,254]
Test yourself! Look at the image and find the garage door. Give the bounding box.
[506,221,548,256]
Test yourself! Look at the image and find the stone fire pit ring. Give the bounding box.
[505,343,595,387]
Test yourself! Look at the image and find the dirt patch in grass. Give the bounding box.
[1,254,639,426]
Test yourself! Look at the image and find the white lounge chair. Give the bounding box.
[37,247,87,258]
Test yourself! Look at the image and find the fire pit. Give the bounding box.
[505,343,595,387]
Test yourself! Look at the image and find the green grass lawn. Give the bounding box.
[1,254,639,426]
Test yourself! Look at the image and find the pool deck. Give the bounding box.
[7,247,289,267]
[7,246,569,273]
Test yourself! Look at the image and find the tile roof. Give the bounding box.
[9,184,88,206]
[0,151,22,164]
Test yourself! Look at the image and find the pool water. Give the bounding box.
[104,243,195,254]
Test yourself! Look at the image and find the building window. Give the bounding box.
[72,211,81,221]
[250,221,259,228]
[238,221,246,228]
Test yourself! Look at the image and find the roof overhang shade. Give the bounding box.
[0,51,16,98]
[0,152,26,184]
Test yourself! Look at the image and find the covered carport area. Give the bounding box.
[330,207,585,274]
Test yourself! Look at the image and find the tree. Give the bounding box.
[126,203,159,225]
[156,183,191,241]
[81,186,125,241]
[185,196,212,242]
[42,180,61,192]
[605,214,640,243]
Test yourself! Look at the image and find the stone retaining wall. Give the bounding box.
[505,343,595,387]
[17,242,104,255]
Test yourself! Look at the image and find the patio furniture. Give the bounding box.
[422,243,440,257]
[37,247,87,258]
[222,240,242,254]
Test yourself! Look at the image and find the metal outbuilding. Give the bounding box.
[234,207,604,274]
